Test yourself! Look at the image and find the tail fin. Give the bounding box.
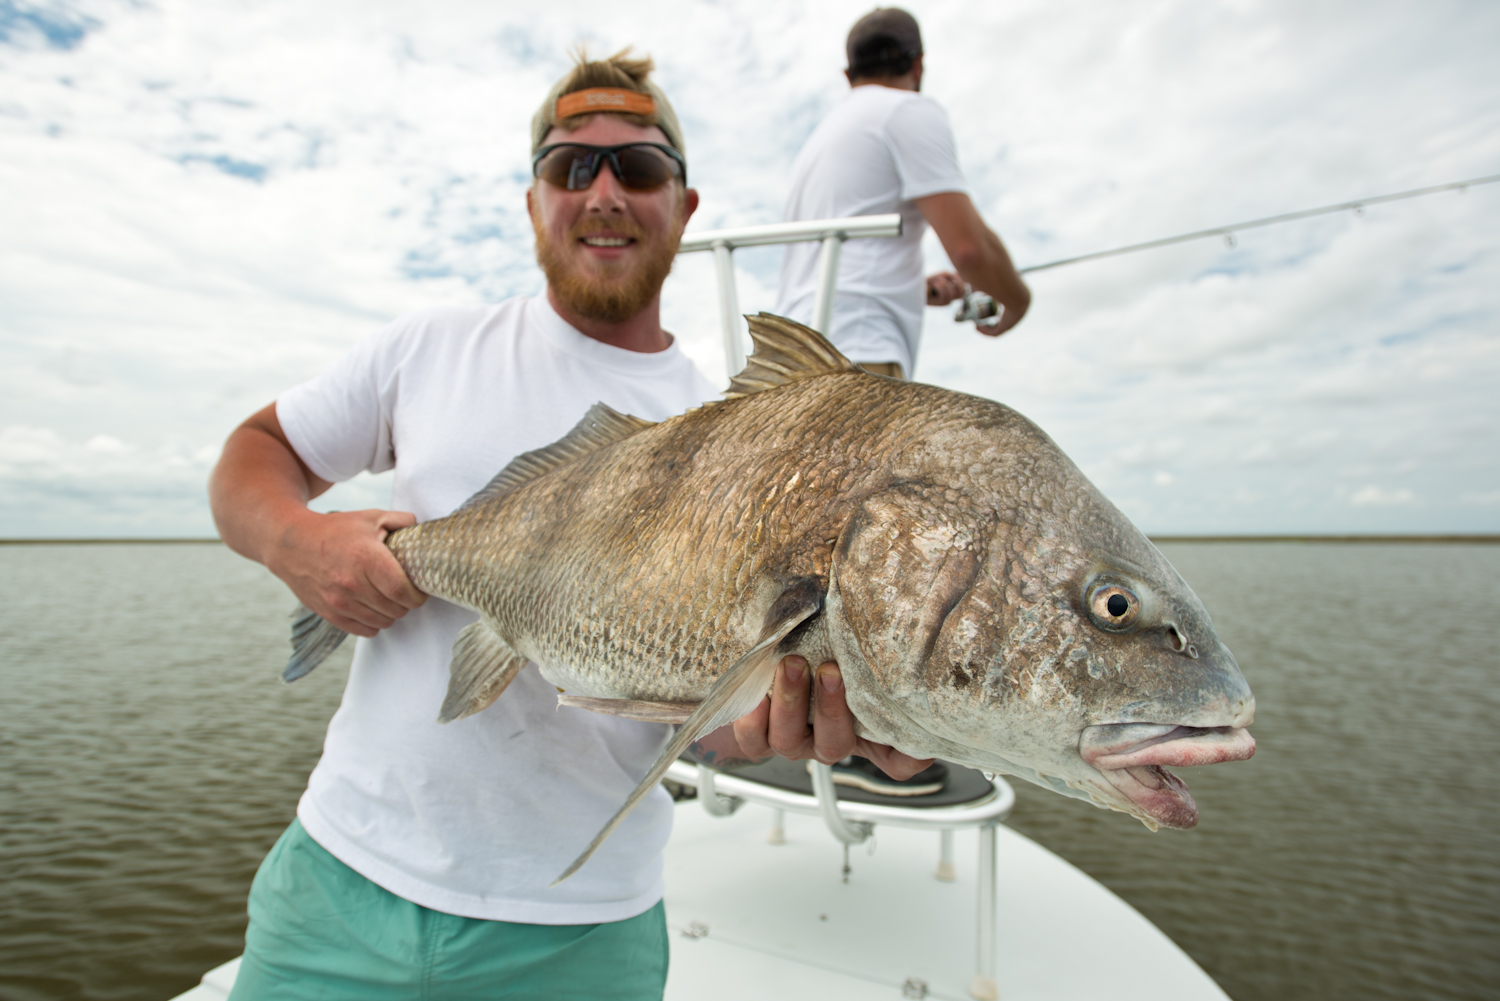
[283,603,349,682]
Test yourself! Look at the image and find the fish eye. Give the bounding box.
[1087,581,1141,631]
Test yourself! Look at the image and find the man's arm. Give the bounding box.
[208,402,425,637]
[687,655,934,780]
[917,191,1032,337]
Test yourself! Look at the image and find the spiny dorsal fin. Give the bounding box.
[724,313,862,400]
[458,402,655,511]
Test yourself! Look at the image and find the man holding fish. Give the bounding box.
[209,50,928,1000]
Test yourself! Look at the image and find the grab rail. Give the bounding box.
[676,214,903,376]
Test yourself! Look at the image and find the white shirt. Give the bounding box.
[276,294,719,924]
[774,85,968,377]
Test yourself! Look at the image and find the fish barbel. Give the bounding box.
[286,314,1256,884]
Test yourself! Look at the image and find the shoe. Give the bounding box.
[810,756,948,797]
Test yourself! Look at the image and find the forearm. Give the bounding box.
[956,230,1031,318]
[209,411,323,570]
[918,191,1032,331]
[209,404,423,635]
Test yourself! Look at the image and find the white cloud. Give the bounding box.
[1350,486,1419,507]
[84,433,129,453]
[0,0,1497,536]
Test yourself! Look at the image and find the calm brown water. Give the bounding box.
[1,542,1496,1000]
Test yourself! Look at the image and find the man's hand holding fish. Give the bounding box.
[699,655,935,777]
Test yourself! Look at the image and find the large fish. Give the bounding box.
[287,314,1256,885]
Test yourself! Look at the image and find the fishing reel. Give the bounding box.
[953,287,1001,326]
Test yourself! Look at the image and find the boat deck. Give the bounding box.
[172,797,1226,1000]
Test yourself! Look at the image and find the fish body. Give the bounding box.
[289,315,1255,881]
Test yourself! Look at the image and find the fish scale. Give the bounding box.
[283,314,1257,884]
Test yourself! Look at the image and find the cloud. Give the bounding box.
[0,0,1497,537]
[1350,486,1418,507]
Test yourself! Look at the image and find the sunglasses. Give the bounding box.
[532,143,687,191]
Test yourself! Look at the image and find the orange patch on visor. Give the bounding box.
[555,88,656,119]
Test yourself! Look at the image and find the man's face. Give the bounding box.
[528,116,699,324]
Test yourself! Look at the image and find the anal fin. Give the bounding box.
[552,581,824,886]
[438,620,528,723]
[557,694,701,724]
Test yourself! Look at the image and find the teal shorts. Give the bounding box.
[228,819,669,1001]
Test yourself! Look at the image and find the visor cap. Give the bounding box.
[531,50,685,157]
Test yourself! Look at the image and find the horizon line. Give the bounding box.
[1,534,1497,546]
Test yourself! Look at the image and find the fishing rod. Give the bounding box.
[1021,172,1499,273]
[956,172,1500,322]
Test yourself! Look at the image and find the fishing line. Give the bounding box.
[1016,172,1500,274]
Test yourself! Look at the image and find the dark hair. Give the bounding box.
[849,34,917,80]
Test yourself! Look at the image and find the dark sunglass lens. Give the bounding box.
[536,147,598,190]
[615,146,678,190]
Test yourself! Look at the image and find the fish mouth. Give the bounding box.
[1079,723,1256,829]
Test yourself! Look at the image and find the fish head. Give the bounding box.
[828,412,1255,830]
[977,541,1258,830]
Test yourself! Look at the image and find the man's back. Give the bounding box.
[774,85,966,376]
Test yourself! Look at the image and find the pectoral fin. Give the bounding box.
[556,695,700,724]
[551,581,823,886]
[438,620,529,723]
[283,603,349,683]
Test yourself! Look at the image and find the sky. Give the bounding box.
[1,0,1497,538]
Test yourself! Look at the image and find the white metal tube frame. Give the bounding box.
[676,214,903,377]
[808,760,872,846]
[695,763,745,817]
[665,759,1013,1001]
[677,214,903,254]
[808,235,844,337]
[664,759,1012,836]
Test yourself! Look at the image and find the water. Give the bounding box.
[1,542,1496,1000]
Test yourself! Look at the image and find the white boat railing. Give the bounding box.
[676,213,903,376]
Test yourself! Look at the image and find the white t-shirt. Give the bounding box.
[774,85,968,377]
[276,294,719,924]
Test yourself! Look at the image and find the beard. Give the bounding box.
[533,213,681,324]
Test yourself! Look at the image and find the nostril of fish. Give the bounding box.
[1165,623,1187,653]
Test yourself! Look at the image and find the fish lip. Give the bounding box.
[1081,723,1256,770]
[1095,763,1200,829]
[1078,722,1256,829]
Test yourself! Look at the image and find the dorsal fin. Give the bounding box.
[458,402,655,511]
[724,313,862,399]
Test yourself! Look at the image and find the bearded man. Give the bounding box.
[208,50,928,1001]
